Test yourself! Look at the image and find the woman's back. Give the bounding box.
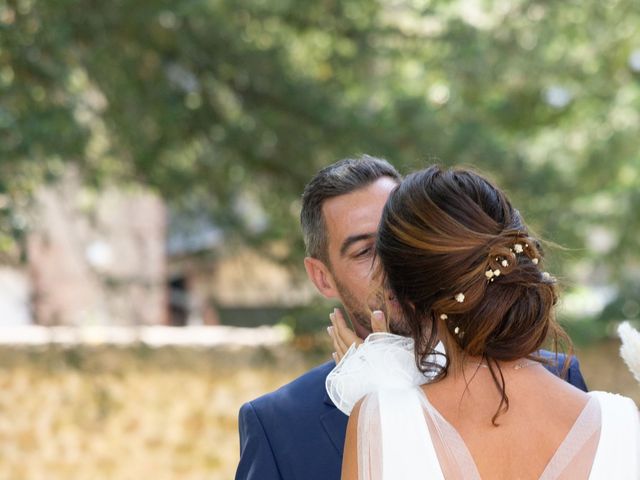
[341,350,638,479]
[420,362,602,479]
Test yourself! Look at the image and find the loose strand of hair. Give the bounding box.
[487,355,509,426]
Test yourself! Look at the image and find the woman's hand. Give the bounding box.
[328,308,389,363]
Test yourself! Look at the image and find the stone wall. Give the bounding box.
[27,170,166,326]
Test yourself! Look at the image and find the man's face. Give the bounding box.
[321,177,407,338]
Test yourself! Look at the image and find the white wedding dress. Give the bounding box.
[326,333,640,480]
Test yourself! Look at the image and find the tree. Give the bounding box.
[2,0,639,321]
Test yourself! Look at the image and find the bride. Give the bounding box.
[325,165,639,479]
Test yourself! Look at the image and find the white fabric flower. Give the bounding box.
[619,322,640,384]
[325,333,442,415]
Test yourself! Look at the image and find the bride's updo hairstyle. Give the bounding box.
[376,165,572,424]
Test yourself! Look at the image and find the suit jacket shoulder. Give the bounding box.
[236,361,345,480]
[538,350,588,392]
[250,360,335,418]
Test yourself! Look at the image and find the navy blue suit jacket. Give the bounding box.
[235,352,587,480]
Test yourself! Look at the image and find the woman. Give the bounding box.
[326,165,639,479]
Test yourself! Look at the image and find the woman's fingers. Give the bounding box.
[332,307,350,331]
[371,310,389,333]
[328,326,346,362]
[334,308,361,350]
[329,314,348,353]
[328,308,362,362]
[328,308,393,363]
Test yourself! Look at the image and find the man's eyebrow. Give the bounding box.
[340,233,376,257]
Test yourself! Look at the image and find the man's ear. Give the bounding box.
[304,256,339,299]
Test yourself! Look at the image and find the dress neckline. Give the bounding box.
[415,388,601,479]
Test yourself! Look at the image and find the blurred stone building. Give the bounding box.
[26,170,167,326]
[1,170,313,327]
[167,217,315,327]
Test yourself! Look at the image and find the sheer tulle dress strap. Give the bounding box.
[356,392,383,480]
[416,388,482,480]
[357,388,445,480]
[538,395,601,479]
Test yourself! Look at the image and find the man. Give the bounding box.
[235,156,588,480]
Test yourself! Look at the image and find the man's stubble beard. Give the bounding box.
[333,277,412,337]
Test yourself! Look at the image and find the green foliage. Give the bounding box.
[2,0,639,319]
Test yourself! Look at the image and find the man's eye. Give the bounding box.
[355,247,372,258]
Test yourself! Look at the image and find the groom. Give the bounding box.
[235,156,588,480]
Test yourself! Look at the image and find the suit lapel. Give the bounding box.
[320,391,348,455]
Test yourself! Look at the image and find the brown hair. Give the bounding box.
[376,165,572,424]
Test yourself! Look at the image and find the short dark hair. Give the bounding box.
[300,155,401,263]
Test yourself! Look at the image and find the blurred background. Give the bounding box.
[0,0,639,478]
